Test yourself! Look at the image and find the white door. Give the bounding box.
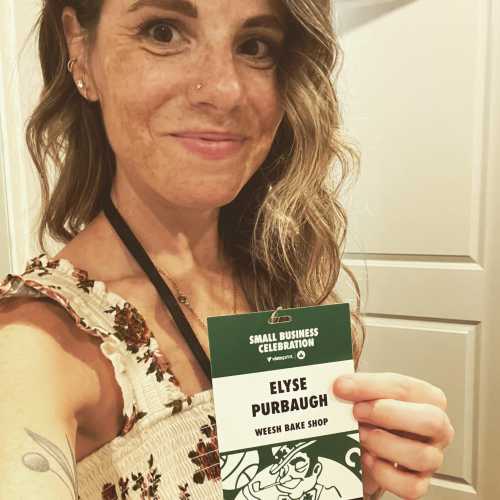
[336,0,499,498]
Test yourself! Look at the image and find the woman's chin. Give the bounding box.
[166,187,243,211]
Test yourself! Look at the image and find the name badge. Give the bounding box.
[208,303,364,500]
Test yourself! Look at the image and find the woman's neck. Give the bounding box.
[108,181,225,277]
[57,177,230,288]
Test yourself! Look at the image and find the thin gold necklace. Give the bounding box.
[157,266,237,330]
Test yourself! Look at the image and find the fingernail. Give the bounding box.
[334,375,355,395]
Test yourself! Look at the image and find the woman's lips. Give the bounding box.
[170,132,246,160]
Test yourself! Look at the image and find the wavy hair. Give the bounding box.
[26,0,366,364]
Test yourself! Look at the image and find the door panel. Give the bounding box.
[348,261,483,321]
[359,319,477,482]
[337,0,486,257]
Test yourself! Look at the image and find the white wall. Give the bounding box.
[0,0,45,274]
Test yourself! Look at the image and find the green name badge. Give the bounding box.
[207,303,363,500]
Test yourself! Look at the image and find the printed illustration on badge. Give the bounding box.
[220,432,363,500]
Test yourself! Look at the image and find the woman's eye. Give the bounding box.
[139,20,182,45]
[150,23,174,43]
[239,38,279,64]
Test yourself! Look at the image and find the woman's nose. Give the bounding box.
[188,49,245,113]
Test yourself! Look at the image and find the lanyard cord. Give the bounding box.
[102,194,212,381]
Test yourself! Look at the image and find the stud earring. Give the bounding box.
[76,78,88,100]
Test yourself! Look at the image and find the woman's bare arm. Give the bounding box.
[0,299,92,499]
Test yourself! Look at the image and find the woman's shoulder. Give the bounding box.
[0,250,124,375]
[0,250,127,336]
[0,251,90,342]
[0,252,121,422]
[0,253,128,443]
[0,275,102,363]
[0,288,100,420]
[0,250,156,443]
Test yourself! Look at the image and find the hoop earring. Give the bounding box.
[67,57,76,73]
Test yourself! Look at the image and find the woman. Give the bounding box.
[0,0,454,499]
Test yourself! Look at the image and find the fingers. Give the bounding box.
[340,372,454,498]
[359,425,444,472]
[354,399,455,447]
[333,372,448,411]
[359,462,380,497]
[362,452,431,500]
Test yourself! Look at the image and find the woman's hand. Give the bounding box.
[333,372,455,500]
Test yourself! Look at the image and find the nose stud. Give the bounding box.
[195,82,203,90]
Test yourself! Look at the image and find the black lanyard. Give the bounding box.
[102,194,212,382]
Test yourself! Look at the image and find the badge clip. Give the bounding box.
[268,306,292,325]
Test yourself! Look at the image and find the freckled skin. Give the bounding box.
[86,0,285,210]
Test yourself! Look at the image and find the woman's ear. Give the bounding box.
[61,6,99,102]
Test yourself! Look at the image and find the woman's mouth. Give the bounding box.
[169,131,247,160]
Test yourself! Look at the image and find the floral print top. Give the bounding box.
[0,253,221,499]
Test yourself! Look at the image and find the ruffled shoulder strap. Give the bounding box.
[0,253,194,436]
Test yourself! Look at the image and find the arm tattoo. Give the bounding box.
[21,427,79,500]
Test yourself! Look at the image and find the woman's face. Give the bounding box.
[82,0,286,210]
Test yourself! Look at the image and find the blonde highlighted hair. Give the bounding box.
[26,0,365,364]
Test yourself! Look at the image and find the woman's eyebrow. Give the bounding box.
[126,2,283,34]
[242,14,284,32]
[127,0,198,17]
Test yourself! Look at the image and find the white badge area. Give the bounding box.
[212,359,358,453]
